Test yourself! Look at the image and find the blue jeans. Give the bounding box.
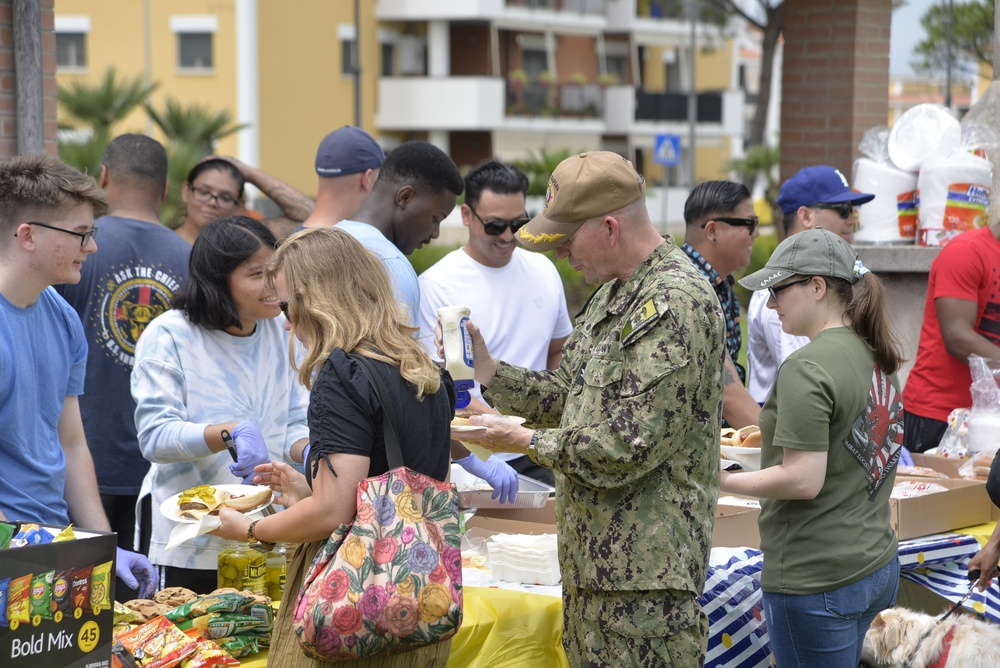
[762,558,899,668]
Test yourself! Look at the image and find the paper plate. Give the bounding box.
[451,425,488,434]
[160,484,272,524]
[720,446,762,472]
[888,104,961,172]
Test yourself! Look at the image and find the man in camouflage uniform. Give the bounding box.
[459,152,724,667]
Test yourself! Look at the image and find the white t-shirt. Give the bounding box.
[418,248,573,460]
[746,289,810,403]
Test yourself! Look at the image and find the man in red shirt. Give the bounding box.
[902,219,1000,452]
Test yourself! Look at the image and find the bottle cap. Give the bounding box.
[454,379,474,409]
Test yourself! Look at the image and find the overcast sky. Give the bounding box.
[890,0,936,75]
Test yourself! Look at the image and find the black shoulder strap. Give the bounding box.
[350,353,405,470]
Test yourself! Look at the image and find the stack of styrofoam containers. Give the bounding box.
[878,103,993,247]
[854,125,919,244]
[486,533,560,586]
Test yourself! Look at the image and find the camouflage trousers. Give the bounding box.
[562,585,708,668]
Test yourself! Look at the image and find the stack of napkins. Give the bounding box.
[486,533,560,586]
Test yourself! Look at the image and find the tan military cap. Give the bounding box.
[517,151,646,252]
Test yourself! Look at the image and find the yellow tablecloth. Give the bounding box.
[957,521,996,547]
[239,586,567,668]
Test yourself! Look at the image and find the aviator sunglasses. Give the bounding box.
[467,203,530,236]
[814,202,855,220]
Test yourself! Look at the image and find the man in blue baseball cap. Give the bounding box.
[775,165,874,243]
[302,125,386,230]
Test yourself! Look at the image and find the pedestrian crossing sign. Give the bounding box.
[654,134,682,167]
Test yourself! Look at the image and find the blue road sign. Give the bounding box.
[653,134,682,167]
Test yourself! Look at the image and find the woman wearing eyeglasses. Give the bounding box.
[175,157,314,245]
[721,228,905,667]
[132,215,309,593]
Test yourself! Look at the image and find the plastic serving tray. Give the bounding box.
[450,463,555,510]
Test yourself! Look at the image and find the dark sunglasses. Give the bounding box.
[767,276,813,301]
[814,202,855,220]
[702,216,759,235]
[467,203,530,236]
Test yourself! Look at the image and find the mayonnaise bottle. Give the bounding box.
[438,305,475,409]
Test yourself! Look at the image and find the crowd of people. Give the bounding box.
[1,128,999,668]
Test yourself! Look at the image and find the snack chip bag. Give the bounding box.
[91,560,112,613]
[111,638,140,668]
[164,593,252,624]
[177,612,264,639]
[72,565,93,614]
[52,524,77,542]
[0,521,20,549]
[117,616,198,668]
[179,630,240,668]
[7,574,32,626]
[0,577,10,628]
[211,634,258,659]
[12,523,52,548]
[52,570,72,616]
[29,570,55,620]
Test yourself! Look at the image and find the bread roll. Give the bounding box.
[222,487,272,512]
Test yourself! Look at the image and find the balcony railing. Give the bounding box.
[505,0,604,13]
[635,90,723,123]
[506,82,605,118]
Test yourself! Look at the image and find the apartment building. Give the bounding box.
[54,0,768,197]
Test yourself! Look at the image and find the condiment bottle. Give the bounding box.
[438,305,475,409]
[266,543,288,602]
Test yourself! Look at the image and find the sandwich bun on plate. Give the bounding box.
[174,484,271,521]
[222,486,273,512]
[720,425,761,448]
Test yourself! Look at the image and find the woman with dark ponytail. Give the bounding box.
[721,228,906,667]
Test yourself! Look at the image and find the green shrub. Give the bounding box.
[734,229,779,308]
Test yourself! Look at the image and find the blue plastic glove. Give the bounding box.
[230,421,269,484]
[116,547,157,598]
[898,446,914,467]
[456,454,519,505]
[301,443,311,466]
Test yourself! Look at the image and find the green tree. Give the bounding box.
[912,0,994,76]
[513,148,578,196]
[145,96,246,155]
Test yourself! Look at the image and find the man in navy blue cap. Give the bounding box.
[775,165,875,243]
[747,165,875,403]
[302,126,385,230]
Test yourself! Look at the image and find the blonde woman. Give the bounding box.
[213,227,456,667]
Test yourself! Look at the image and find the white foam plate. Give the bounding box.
[888,104,961,172]
[160,484,272,524]
[720,446,762,472]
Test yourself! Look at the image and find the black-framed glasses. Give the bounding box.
[702,216,759,235]
[467,203,530,236]
[189,184,239,211]
[767,276,813,301]
[814,202,855,220]
[21,221,98,247]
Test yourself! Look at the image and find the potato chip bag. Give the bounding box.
[12,523,51,547]
[164,593,251,624]
[29,570,54,620]
[179,630,239,668]
[0,577,10,627]
[71,565,93,614]
[211,634,258,659]
[91,560,112,613]
[7,574,31,625]
[52,524,76,542]
[0,521,19,549]
[177,612,264,639]
[52,570,71,616]
[117,616,198,668]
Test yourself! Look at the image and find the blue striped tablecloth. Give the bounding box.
[698,533,990,667]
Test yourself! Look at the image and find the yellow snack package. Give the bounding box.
[51,524,76,542]
[90,561,112,614]
[7,574,32,626]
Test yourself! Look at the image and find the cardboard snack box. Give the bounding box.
[712,500,761,550]
[890,477,991,540]
[909,453,973,480]
[0,525,117,668]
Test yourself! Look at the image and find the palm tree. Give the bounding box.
[514,148,578,197]
[145,97,246,155]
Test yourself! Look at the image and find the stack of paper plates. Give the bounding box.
[486,533,560,586]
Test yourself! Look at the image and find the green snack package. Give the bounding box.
[212,634,259,659]
[178,612,265,640]
[29,570,54,620]
[165,593,252,624]
[0,521,20,549]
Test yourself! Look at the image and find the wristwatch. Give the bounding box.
[528,431,538,455]
[246,519,275,552]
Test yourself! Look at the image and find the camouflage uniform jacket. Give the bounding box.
[483,239,724,595]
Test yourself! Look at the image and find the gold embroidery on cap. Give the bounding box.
[519,228,565,243]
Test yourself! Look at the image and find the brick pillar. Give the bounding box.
[0,0,58,159]
[780,0,891,183]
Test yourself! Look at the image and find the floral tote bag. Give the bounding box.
[291,354,463,661]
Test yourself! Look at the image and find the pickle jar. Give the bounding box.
[265,543,288,602]
[218,541,267,594]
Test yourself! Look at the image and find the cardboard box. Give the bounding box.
[473,497,556,526]
[909,453,972,480]
[0,525,117,668]
[464,514,556,536]
[891,477,991,540]
[712,503,761,549]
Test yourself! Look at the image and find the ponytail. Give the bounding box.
[826,274,905,376]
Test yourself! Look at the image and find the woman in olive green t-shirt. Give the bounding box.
[722,229,906,668]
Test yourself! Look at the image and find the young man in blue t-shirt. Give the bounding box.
[0,153,156,598]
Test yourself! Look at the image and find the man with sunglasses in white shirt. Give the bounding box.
[418,159,572,489]
[746,165,875,403]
